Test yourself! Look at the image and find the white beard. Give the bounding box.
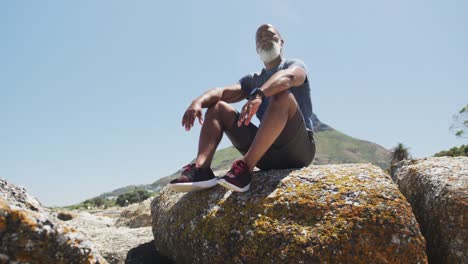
[257,41,281,64]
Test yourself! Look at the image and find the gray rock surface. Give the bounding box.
[392,157,468,264]
[61,207,156,264]
[0,178,42,212]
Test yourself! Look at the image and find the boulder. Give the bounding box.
[115,197,152,228]
[151,164,427,263]
[57,211,76,221]
[0,179,107,264]
[391,157,468,264]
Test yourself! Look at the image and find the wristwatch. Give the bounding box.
[247,87,266,101]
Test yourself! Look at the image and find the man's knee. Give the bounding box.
[269,90,293,106]
[205,101,237,129]
[206,101,231,116]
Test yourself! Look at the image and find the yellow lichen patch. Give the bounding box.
[14,252,34,262]
[0,216,6,232]
[0,200,10,233]
[9,209,38,229]
[0,199,10,210]
[60,225,78,234]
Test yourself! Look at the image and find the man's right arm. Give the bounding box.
[182,84,247,131]
[193,83,247,108]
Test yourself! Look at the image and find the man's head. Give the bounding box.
[255,24,284,64]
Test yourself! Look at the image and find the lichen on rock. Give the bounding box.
[151,163,427,263]
[0,179,107,264]
[392,157,468,264]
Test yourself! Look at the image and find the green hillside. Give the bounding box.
[205,128,392,171]
[313,129,391,169]
[91,127,391,201]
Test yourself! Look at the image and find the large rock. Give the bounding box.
[151,164,427,263]
[0,179,107,264]
[391,157,468,264]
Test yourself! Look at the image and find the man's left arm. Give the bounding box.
[237,66,307,127]
[259,66,306,97]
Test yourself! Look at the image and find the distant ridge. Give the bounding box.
[311,111,332,132]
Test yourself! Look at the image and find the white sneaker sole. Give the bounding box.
[217,178,250,192]
[167,178,218,192]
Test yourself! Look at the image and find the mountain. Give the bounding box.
[94,118,392,200]
[313,128,391,169]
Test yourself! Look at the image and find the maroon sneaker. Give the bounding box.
[168,163,217,192]
[217,160,252,192]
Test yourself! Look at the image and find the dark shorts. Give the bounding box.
[225,108,316,171]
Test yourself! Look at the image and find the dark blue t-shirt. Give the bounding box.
[238,58,314,131]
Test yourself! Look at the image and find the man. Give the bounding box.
[168,24,316,193]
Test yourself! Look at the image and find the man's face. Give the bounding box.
[255,24,282,52]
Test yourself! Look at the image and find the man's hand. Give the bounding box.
[182,101,203,131]
[238,98,262,127]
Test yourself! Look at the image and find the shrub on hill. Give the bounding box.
[434,144,468,157]
[116,189,152,207]
[82,197,114,209]
[389,143,411,174]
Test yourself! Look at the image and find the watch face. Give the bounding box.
[248,88,258,100]
[249,88,258,96]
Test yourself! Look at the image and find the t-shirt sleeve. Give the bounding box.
[238,73,255,95]
[287,59,309,83]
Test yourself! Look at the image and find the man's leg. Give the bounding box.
[194,101,238,169]
[242,90,298,171]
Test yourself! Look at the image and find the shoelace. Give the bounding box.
[182,164,196,174]
[230,161,246,176]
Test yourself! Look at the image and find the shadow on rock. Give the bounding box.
[125,240,174,264]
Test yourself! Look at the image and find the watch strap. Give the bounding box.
[247,87,265,101]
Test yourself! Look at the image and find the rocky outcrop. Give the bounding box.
[0,179,107,264]
[115,197,152,228]
[391,157,468,264]
[62,210,155,264]
[0,179,42,212]
[151,164,427,263]
[311,112,332,132]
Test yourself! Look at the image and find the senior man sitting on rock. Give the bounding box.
[169,24,316,193]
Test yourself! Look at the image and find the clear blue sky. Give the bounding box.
[1,1,467,206]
